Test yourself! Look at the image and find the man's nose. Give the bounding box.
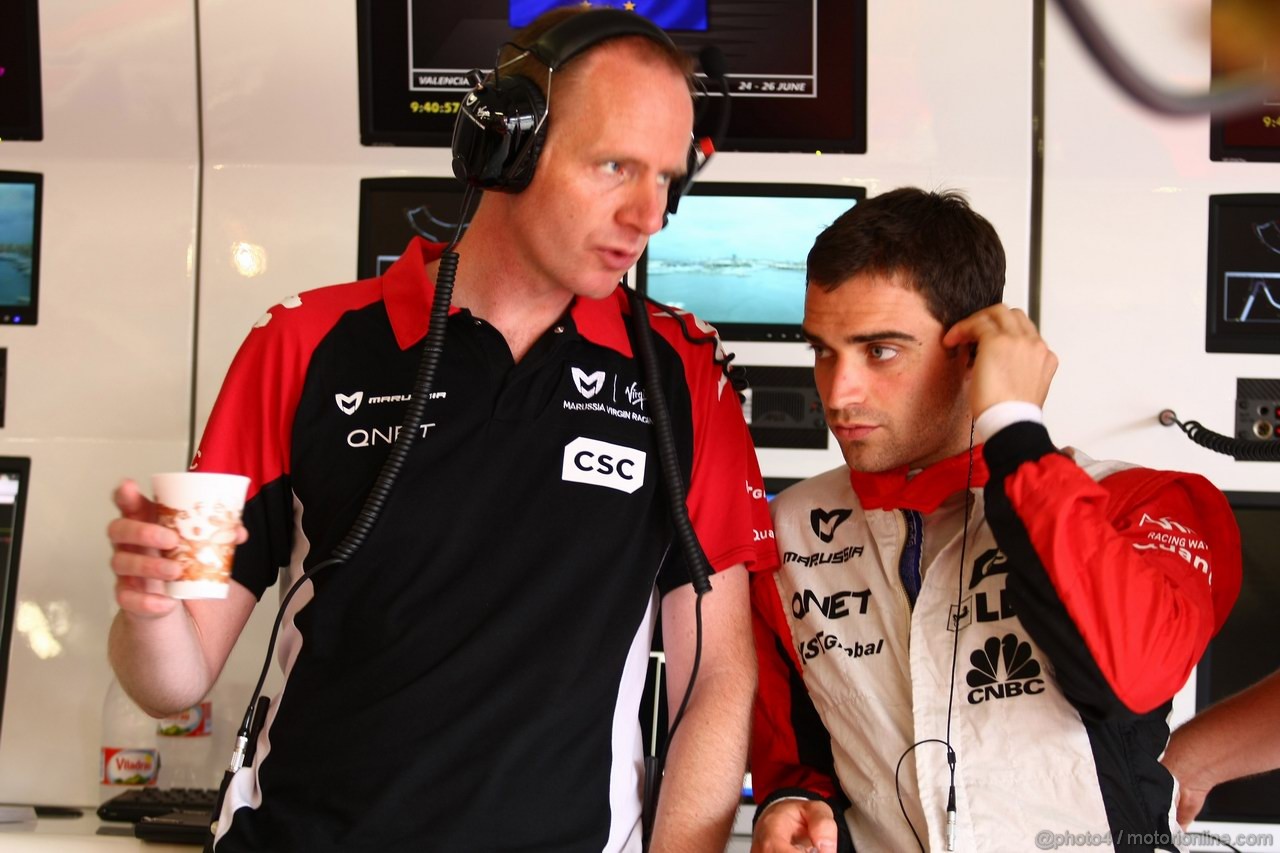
[619,179,669,236]
[824,357,869,409]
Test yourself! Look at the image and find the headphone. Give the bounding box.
[450,9,708,217]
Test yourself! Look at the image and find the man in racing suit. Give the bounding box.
[749,187,1241,853]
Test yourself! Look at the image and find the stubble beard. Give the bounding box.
[839,406,972,474]
[840,429,908,474]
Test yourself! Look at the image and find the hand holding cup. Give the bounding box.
[150,472,250,600]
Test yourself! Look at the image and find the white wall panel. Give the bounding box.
[0,1,201,805]
[194,0,451,430]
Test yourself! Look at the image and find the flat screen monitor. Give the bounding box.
[356,177,470,280]
[1206,194,1280,354]
[637,182,863,342]
[0,1,42,141]
[0,172,41,325]
[1193,491,1280,824]
[0,457,30,740]
[1208,6,1280,164]
[356,0,867,154]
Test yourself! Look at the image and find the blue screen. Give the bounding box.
[509,0,708,30]
[643,187,859,333]
[0,182,36,310]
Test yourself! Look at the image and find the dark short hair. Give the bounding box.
[806,187,1006,328]
[495,8,695,100]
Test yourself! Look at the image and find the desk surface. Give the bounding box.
[0,807,758,851]
[0,812,198,852]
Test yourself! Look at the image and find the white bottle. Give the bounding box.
[156,700,215,789]
[100,677,160,801]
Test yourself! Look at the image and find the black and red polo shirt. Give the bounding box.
[193,237,778,852]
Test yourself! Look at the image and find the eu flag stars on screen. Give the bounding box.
[509,0,709,31]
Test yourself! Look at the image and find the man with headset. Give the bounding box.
[105,8,775,851]
[748,188,1241,852]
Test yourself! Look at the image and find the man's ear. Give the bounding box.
[967,343,978,368]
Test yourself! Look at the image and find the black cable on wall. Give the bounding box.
[1028,0,1046,328]
[186,0,207,463]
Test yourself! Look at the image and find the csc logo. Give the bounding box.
[562,437,647,494]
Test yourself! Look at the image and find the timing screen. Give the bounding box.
[1218,67,1280,158]
[1212,45,1280,161]
[361,0,865,151]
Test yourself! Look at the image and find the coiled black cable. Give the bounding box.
[333,247,460,560]
[203,187,477,849]
[1051,0,1275,117]
[626,287,716,849]
[626,288,714,596]
[1159,409,1280,461]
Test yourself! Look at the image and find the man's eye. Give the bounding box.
[869,345,898,362]
[807,343,831,359]
[600,161,622,176]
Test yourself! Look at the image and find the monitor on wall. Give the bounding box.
[356,177,470,280]
[1206,194,1280,354]
[0,1,43,141]
[637,182,864,342]
[356,0,867,154]
[1193,491,1280,825]
[0,172,42,325]
[0,457,31,740]
[1208,2,1280,163]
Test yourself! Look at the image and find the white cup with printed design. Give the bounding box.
[151,472,250,600]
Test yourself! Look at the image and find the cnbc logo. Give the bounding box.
[965,633,1046,704]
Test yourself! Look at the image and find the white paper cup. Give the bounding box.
[151,472,250,600]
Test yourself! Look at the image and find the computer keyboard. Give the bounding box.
[134,808,216,845]
[96,787,219,822]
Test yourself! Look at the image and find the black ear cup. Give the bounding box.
[449,9,701,200]
[451,74,547,193]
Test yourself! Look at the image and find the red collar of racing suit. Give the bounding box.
[849,446,990,514]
